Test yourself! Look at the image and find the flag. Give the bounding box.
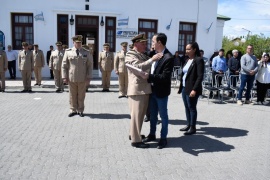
[118,17,129,26]
[34,12,44,21]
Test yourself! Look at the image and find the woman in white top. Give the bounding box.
[256,53,270,104]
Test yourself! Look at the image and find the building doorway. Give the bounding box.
[76,15,99,69]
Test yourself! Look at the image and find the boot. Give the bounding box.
[179,125,190,131]
[184,125,196,135]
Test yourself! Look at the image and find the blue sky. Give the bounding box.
[218,0,270,38]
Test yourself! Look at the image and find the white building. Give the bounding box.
[0,0,228,78]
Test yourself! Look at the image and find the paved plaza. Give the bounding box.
[0,79,270,180]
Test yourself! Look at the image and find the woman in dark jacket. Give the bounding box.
[178,42,205,135]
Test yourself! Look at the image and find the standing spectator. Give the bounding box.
[225,52,232,65]
[256,53,270,105]
[49,41,65,92]
[237,45,258,105]
[18,42,34,92]
[99,43,114,92]
[178,42,204,135]
[173,51,181,67]
[46,45,54,79]
[141,33,174,149]
[33,44,45,86]
[125,34,162,148]
[200,49,209,66]
[210,49,227,97]
[6,45,18,79]
[0,49,8,92]
[228,49,241,96]
[114,42,128,98]
[62,35,93,117]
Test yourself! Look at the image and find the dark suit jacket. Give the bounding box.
[178,56,204,95]
[148,48,174,98]
[46,50,52,65]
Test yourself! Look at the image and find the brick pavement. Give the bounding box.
[0,83,270,180]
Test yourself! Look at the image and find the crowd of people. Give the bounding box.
[0,34,269,149]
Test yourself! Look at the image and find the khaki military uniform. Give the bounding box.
[18,50,34,90]
[49,50,65,91]
[125,49,153,143]
[33,50,45,85]
[114,50,128,96]
[99,51,114,90]
[62,47,93,113]
[0,51,8,91]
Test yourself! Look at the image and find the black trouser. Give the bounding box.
[256,80,269,102]
[229,72,239,87]
[8,60,16,78]
[212,71,223,87]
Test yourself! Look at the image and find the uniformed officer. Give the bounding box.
[125,34,162,148]
[82,44,93,92]
[114,42,128,98]
[18,42,34,92]
[0,49,8,92]
[99,43,114,92]
[62,44,68,51]
[33,44,45,86]
[62,35,93,117]
[49,41,65,92]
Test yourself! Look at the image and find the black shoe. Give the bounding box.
[34,83,38,86]
[78,112,84,117]
[180,125,190,131]
[106,89,110,92]
[144,116,150,122]
[129,135,146,140]
[142,134,156,143]
[184,126,196,135]
[125,95,128,98]
[56,89,61,92]
[157,138,167,149]
[38,84,41,86]
[28,90,32,92]
[102,89,106,92]
[68,112,77,117]
[118,95,125,98]
[21,89,28,92]
[131,142,149,148]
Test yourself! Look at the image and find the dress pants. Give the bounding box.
[69,82,86,113]
[182,87,199,126]
[0,72,5,90]
[118,72,128,96]
[128,94,149,143]
[8,60,16,78]
[21,70,32,90]
[53,69,63,90]
[34,66,42,84]
[256,80,269,102]
[102,71,111,89]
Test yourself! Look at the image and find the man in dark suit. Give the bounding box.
[141,33,174,149]
[46,45,54,79]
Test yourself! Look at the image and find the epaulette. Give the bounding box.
[82,48,89,51]
[66,48,72,51]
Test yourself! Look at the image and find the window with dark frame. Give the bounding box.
[178,22,196,55]
[138,19,158,50]
[57,14,69,46]
[11,13,33,50]
[105,17,116,52]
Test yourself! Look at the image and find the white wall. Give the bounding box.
[1,0,219,78]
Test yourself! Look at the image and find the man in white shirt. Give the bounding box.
[6,45,18,79]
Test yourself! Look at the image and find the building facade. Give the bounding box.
[1,0,224,78]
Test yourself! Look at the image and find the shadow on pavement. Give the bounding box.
[197,127,249,138]
[4,90,57,94]
[84,113,130,119]
[169,119,209,126]
[167,135,235,156]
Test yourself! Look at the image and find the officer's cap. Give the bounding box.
[62,44,68,49]
[121,42,128,47]
[22,42,29,46]
[72,35,83,43]
[131,34,147,43]
[55,41,62,46]
[33,44,38,47]
[103,43,110,47]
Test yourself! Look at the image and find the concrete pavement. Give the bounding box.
[0,81,270,179]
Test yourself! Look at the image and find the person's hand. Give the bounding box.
[219,70,223,74]
[235,71,239,74]
[63,78,69,84]
[139,71,149,79]
[152,53,163,61]
[189,90,196,97]
[250,70,255,75]
[115,70,119,75]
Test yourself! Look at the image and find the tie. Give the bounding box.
[58,51,60,56]
[24,51,27,55]
[35,50,37,54]
[106,52,108,57]
[76,49,79,56]
[124,52,126,56]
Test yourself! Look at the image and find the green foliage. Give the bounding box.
[222,35,270,58]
